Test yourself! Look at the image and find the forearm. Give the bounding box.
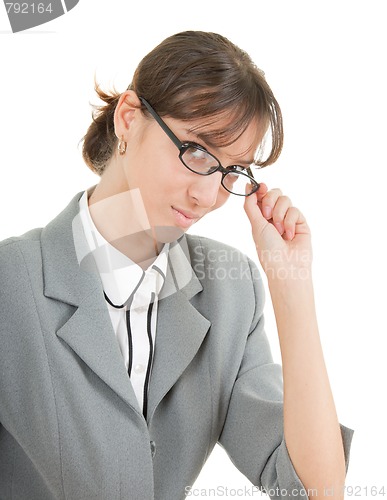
[268,275,346,499]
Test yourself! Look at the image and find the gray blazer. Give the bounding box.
[0,192,353,499]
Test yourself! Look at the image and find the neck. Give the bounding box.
[88,177,163,270]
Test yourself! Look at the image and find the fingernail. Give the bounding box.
[286,229,293,240]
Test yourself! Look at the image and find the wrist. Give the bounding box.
[268,276,318,342]
[268,272,316,312]
[264,263,313,282]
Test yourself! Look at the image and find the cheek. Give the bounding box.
[211,187,231,212]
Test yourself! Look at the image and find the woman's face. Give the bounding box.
[121,109,263,242]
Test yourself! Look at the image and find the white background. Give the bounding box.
[1,1,386,498]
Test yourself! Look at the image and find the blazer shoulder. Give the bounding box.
[0,226,42,246]
[0,228,43,283]
[0,227,43,255]
[186,233,264,290]
[186,233,266,323]
[186,233,247,257]
[186,233,258,269]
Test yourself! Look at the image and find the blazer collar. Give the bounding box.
[41,191,99,307]
[40,192,211,420]
[41,191,204,305]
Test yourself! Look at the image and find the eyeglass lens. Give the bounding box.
[181,145,257,196]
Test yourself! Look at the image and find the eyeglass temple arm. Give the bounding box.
[246,166,254,178]
[139,97,182,150]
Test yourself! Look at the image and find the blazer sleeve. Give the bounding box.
[218,257,353,499]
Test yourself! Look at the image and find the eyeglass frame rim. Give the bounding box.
[138,97,260,197]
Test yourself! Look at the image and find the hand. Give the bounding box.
[244,183,312,278]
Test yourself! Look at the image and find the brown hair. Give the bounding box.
[82,31,283,176]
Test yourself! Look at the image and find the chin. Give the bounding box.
[153,225,186,243]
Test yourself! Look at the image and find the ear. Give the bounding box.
[113,90,142,140]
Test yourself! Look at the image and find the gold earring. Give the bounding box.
[117,136,127,155]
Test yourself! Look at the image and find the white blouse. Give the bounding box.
[78,191,169,416]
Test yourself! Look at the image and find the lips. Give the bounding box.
[171,206,201,229]
[172,207,201,219]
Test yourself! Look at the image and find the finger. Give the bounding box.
[282,206,300,240]
[260,188,284,220]
[271,195,292,234]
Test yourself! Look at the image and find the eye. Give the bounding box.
[186,145,208,161]
[182,143,219,172]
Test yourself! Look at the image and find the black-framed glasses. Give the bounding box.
[139,97,260,197]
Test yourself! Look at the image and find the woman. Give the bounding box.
[0,31,352,499]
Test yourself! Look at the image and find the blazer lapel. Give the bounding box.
[41,193,211,421]
[147,236,211,422]
[41,192,141,415]
[55,289,141,413]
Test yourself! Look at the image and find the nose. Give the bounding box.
[188,172,223,208]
